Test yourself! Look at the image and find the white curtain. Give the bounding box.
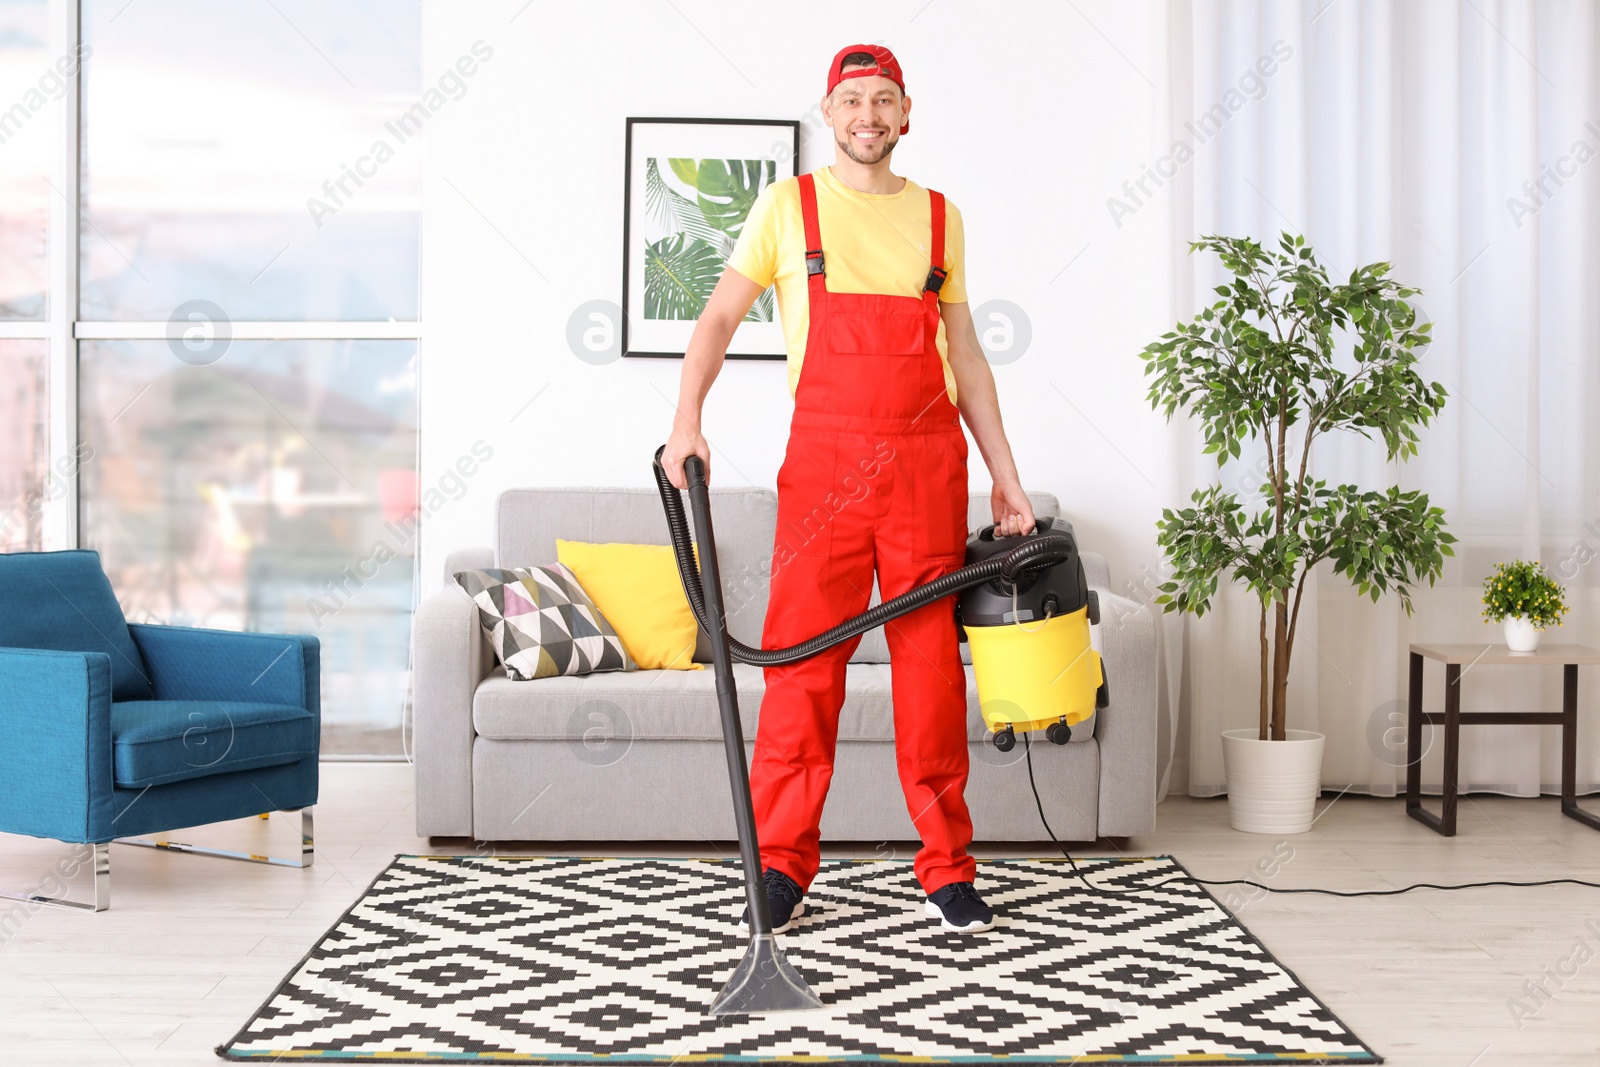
[1154,0,1600,798]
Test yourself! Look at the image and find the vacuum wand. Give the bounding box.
[683,454,769,936]
[681,454,824,1015]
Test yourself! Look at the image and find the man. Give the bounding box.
[661,44,1034,933]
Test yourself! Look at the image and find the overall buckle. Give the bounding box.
[923,265,948,293]
[806,249,826,276]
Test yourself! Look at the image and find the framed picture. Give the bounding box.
[622,117,800,360]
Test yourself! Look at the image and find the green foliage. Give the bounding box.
[1481,560,1567,629]
[1141,233,1448,466]
[644,156,777,323]
[643,233,724,320]
[688,158,774,240]
[648,157,726,251]
[1140,232,1456,737]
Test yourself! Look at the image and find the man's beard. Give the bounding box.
[837,127,897,165]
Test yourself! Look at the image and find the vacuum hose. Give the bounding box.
[653,445,1076,666]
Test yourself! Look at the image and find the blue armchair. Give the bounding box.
[0,549,319,911]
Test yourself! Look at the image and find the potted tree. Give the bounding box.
[1141,233,1456,834]
[1482,560,1567,652]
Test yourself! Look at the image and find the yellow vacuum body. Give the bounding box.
[957,518,1107,751]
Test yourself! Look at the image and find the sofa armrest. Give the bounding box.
[1092,589,1158,837]
[127,625,319,722]
[443,546,495,586]
[413,586,492,837]
[1080,550,1112,591]
[0,647,116,843]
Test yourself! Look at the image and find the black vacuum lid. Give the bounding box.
[957,516,1090,627]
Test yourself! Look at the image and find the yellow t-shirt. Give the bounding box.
[726,165,967,406]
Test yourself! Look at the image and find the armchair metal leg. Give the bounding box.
[115,806,314,869]
[0,842,110,913]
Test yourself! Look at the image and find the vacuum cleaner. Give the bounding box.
[959,522,1109,749]
[651,445,1107,1015]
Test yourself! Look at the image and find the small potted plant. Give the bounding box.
[1481,560,1566,652]
[1141,232,1454,834]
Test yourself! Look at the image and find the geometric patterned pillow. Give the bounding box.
[452,564,636,680]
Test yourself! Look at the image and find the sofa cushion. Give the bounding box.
[474,662,767,741]
[555,540,704,672]
[496,488,776,652]
[0,549,153,702]
[454,565,634,681]
[110,699,315,787]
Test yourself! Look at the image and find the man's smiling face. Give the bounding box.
[823,67,909,165]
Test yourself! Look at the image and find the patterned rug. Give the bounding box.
[216,855,1381,1064]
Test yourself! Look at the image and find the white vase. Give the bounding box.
[1221,729,1326,834]
[1503,616,1540,652]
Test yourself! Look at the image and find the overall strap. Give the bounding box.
[923,189,947,297]
[798,172,826,299]
[802,172,946,298]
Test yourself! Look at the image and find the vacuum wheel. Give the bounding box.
[1046,719,1072,745]
[1095,673,1111,710]
[1087,589,1100,625]
[992,725,1016,752]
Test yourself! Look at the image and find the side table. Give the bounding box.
[1407,642,1600,836]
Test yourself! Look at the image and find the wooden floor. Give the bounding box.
[1,764,1597,1066]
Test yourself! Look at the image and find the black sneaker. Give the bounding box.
[736,867,806,933]
[924,881,995,931]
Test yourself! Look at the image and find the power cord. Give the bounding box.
[1019,731,1600,898]
[1021,731,1145,900]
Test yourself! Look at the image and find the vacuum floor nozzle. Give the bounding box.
[710,934,826,1015]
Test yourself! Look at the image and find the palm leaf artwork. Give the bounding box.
[643,155,778,323]
[647,158,725,251]
[644,233,724,321]
[687,158,772,240]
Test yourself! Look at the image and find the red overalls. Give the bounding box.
[749,171,974,896]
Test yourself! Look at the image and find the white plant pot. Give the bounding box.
[1503,616,1540,652]
[1221,729,1326,835]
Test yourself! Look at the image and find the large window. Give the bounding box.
[79,339,418,755]
[79,0,420,320]
[0,0,55,549]
[0,0,50,320]
[0,340,49,550]
[2,0,422,757]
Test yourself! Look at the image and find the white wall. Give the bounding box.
[418,1,1177,601]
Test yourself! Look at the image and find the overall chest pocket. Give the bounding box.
[824,302,927,356]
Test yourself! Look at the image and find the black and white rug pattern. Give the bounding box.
[217,855,1381,1064]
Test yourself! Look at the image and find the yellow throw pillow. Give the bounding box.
[555,540,706,671]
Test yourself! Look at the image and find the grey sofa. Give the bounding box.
[414,486,1158,844]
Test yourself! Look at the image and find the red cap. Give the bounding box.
[825,44,909,135]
